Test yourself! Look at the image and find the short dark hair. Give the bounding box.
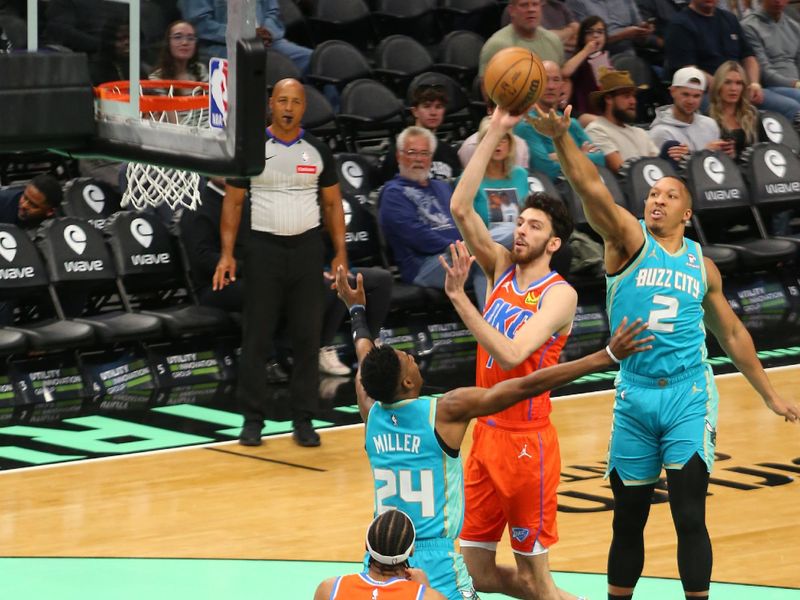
[367,510,415,572]
[411,83,448,108]
[30,174,63,210]
[523,192,573,241]
[360,345,402,404]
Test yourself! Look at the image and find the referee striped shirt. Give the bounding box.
[228,129,338,235]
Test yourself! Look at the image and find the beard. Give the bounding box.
[511,237,549,265]
[612,106,636,124]
[399,165,430,184]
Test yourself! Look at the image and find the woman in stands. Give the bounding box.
[562,16,614,125]
[708,60,763,161]
[462,117,529,252]
[149,21,208,86]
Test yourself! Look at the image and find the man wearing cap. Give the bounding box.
[583,70,659,173]
[313,510,447,600]
[647,66,734,166]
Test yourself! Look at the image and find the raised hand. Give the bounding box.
[525,105,573,140]
[334,265,365,310]
[608,317,654,360]
[438,241,476,299]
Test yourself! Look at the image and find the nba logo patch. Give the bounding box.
[209,57,228,129]
[511,527,530,543]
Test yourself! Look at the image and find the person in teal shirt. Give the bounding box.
[514,60,605,180]
[457,117,529,251]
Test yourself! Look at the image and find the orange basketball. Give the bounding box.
[483,47,547,116]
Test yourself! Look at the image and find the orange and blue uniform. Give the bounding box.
[460,267,571,554]
[329,573,426,599]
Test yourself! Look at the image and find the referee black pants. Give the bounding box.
[238,228,324,424]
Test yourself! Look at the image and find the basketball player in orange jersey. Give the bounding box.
[447,106,582,600]
[314,509,447,599]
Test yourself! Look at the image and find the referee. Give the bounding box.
[213,78,348,447]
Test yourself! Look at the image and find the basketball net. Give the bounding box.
[96,80,210,211]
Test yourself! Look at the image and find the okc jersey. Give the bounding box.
[329,573,425,599]
[606,221,708,378]
[477,267,571,427]
[366,396,463,540]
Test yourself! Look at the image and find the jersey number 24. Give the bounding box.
[374,468,435,517]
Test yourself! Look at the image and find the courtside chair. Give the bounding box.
[338,79,406,154]
[373,35,435,98]
[308,0,375,50]
[372,0,440,45]
[308,40,372,93]
[433,30,484,88]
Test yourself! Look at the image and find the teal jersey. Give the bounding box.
[366,396,464,541]
[606,221,708,378]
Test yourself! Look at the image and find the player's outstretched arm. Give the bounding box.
[334,266,376,423]
[450,108,521,278]
[702,258,800,423]
[527,106,643,258]
[438,317,652,422]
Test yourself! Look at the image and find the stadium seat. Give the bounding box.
[373,35,434,97]
[61,177,122,229]
[740,141,800,244]
[338,79,406,153]
[372,0,439,45]
[0,327,27,355]
[433,30,484,88]
[0,223,95,351]
[759,111,800,154]
[279,0,313,48]
[35,217,163,344]
[684,150,796,270]
[301,84,341,150]
[265,49,303,94]
[335,152,380,198]
[436,0,501,38]
[308,0,375,50]
[102,212,233,338]
[308,40,372,93]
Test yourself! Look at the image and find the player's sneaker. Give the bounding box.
[319,346,351,376]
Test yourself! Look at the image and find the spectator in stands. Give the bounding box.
[89,20,151,86]
[742,0,800,114]
[180,0,312,74]
[708,60,763,160]
[379,126,483,295]
[514,60,604,179]
[584,70,659,173]
[542,0,580,56]
[565,0,655,57]
[149,20,208,83]
[45,0,125,55]
[458,91,530,169]
[462,117,530,249]
[665,0,800,122]
[562,16,614,120]
[637,0,689,63]
[0,24,11,52]
[648,66,735,167]
[479,0,565,79]
[0,174,63,229]
[379,84,462,184]
[0,0,24,50]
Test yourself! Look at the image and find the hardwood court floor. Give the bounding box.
[0,366,798,591]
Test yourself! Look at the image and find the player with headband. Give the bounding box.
[313,509,447,599]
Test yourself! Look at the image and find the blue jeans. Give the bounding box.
[413,254,488,310]
[270,37,312,75]
[761,87,800,121]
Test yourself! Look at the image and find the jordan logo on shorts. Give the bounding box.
[518,444,532,459]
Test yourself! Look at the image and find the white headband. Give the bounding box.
[366,509,416,565]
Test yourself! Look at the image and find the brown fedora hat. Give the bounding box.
[588,70,648,112]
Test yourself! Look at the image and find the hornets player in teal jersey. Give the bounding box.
[530,106,800,600]
[334,265,652,600]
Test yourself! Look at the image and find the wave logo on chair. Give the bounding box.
[762,117,784,144]
[0,231,17,262]
[63,224,87,255]
[642,164,665,187]
[703,156,726,185]
[130,218,154,249]
[81,184,106,214]
[764,149,787,178]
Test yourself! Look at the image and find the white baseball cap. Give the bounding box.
[671,66,706,91]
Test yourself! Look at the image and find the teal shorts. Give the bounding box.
[606,364,719,485]
[363,538,476,600]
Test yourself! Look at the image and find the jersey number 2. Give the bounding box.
[648,294,678,333]
[374,468,435,517]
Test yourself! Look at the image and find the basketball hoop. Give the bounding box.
[95,80,212,211]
